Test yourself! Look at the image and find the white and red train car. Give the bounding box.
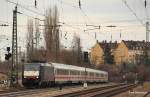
[22,62,108,87]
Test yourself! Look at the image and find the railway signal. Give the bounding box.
[5,47,12,60]
[83,52,89,63]
[5,53,12,60]
[7,47,10,52]
[0,24,9,26]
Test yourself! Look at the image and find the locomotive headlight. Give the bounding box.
[24,76,27,78]
[36,76,39,78]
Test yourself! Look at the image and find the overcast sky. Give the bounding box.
[0,0,149,58]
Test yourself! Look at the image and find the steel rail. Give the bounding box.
[0,88,52,97]
[92,84,137,97]
[143,91,150,97]
[0,84,89,97]
[54,83,126,97]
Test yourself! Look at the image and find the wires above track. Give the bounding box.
[122,0,145,26]
[5,0,45,17]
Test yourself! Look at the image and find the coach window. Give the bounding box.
[90,72,94,77]
[86,72,89,76]
[100,74,102,77]
[57,69,68,75]
[55,69,57,74]
[70,70,77,75]
[101,74,104,77]
[77,71,80,75]
[96,73,99,77]
[81,71,85,76]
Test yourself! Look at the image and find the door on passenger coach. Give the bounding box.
[40,65,55,82]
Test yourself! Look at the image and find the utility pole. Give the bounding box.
[146,21,149,42]
[11,5,18,86]
[83,52,88,88]
[35,19,40,49]
[55,29,59,62]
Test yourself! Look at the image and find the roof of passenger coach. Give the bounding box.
[86,68,107,74]
[25,63,43,66]
[50,63,107,74]
[51,63,85,71]
[25,62,107,74]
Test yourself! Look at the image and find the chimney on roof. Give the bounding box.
[96,40,98,43]
[110,41,112,43]
[102,40,105,43]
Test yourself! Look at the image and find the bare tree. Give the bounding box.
[35,19,40,49]
[72,34,82,65]
[44,6,59,62]
[26,19,34,62]
[26,18,47,62]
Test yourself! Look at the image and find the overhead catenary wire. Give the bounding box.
[57,0,145,35]
[79,0,81,9]
[144,0,149,20]
[57,0,93,31]
[122,0,145,26]
[1,0,147,44]
[57,0,78,8]
[19,11,45,21]
[5,0,45,17]
[35,0,37,8]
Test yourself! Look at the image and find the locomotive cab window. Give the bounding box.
[24,64,40,71]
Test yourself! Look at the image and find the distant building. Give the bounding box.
[114,40,150,65]
[90,41,118,67]
[90,40,150,67]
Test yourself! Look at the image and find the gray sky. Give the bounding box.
[0,0,149,58]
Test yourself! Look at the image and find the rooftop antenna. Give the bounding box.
[120,29,122,41]
[111,34,112,42]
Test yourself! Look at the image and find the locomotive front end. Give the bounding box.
[22,63,40,87]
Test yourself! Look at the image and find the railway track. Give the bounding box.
[0,88,53,97]
[0,83,134,97]
[0,87,27,94]
[0,83,106,97]
[143,91,150,97]
[54,83,137,97]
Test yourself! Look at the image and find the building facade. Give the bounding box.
[114,40,150,65]
[90,41,118,67]
[90,42,104,67]
[90,40,150,66]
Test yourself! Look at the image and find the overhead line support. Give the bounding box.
[11,5,18,87]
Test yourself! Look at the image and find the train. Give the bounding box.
[22,62,108,87]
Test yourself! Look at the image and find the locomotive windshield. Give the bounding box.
[24,63,40,71]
